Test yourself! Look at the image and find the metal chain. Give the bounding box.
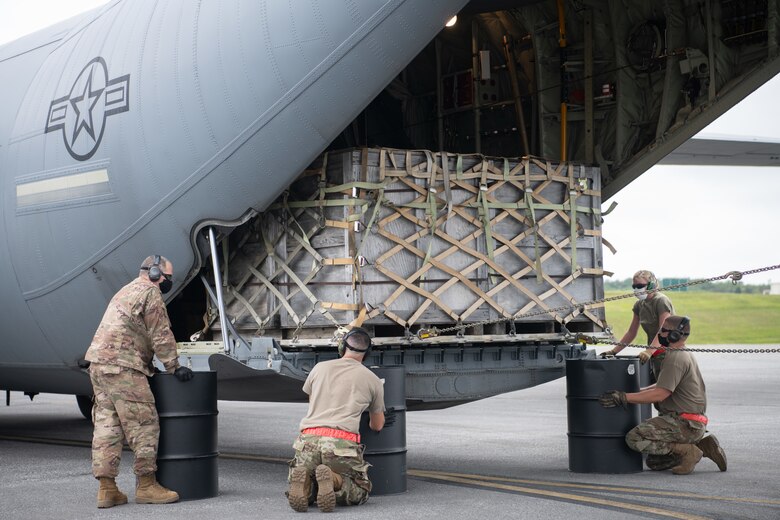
[416,263,780,340]
[574,335,780,354]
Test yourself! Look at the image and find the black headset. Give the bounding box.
[667,316,690,343]
[338,327,372,357]
[142,255,163,282]
[633,272,656,290]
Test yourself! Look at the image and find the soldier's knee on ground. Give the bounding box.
[337,476,370,506]
[646,453,680,471]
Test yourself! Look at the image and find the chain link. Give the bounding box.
[418,263,780,339]
[574,335,780,354]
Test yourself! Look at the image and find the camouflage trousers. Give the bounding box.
[89,364,160,478]
[626,413,706,461]
[287,434,372,506]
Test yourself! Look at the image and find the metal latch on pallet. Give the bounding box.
[176,341,224,356]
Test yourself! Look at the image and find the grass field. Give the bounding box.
[602,291,780,344]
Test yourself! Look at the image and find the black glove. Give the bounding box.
[384,407,396,426]
[598,390,628,409]
[174,366,194,382]
[599,349,617,359]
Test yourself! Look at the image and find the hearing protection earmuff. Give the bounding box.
[142,255,163,282]
[667,316,690,343]
[645,271,657,290]
[338,327,372,357]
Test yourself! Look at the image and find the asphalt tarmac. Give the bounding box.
[1,348,778,520]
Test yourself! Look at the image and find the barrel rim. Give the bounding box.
[156,452,220,461]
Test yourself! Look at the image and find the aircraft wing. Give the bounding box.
[659,135,780,167]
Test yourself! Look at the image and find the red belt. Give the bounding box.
[301,427,360,443]
[679,413,708,424]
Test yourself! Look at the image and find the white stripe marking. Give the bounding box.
[16,169,109,197]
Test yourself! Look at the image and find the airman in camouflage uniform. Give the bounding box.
[600,316,727,475]
[287,327,385,513]
[288,434,373,506]
[85,255,193,508]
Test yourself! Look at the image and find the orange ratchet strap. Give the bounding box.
[679,413,708,424]
[302,427,360,443]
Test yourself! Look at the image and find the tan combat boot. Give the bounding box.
[696,435,727,471]
[670,443,703,475]
[315,464,343,513]
[287,467,313,512]
[97,477,128,508]
[135,474,180,504]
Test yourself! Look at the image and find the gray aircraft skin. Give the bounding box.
[3,0,780,411]
[0,0,466,398]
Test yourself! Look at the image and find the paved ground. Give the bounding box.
[1,348,779,520]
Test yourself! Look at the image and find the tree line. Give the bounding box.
[604,279,770,294]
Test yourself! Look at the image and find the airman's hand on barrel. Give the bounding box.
[598,390,628,409]
[174,366,194,382]
[638,349,654,364]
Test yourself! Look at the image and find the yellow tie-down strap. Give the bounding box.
[322,257,355,266]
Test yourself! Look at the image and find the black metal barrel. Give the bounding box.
[566,359,642,473]
[149,371,219,500]
[359,365,407,495]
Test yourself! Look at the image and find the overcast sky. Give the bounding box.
[596,73,780,283]
[2,0,778,284]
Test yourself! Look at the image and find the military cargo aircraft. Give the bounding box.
[2,0,779,414]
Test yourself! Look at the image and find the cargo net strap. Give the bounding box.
[220,148,609,336]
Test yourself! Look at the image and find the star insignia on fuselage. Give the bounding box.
[45,57,130,161]
[70,72,105,144]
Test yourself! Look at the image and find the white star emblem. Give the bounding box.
[70,68,105,144]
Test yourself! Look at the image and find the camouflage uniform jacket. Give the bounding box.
[85,277,179,376]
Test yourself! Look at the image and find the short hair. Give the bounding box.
[140,255,171,275]
[345,329,371,352]
[633,270,657,286]
[664,315,691,335]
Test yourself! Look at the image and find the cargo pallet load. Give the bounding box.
[195,148,612,408]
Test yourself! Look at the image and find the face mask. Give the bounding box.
[159,277,173,294]
[634,290,648,301]
[657,334,670,347]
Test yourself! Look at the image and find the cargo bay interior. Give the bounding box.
[167,0,779,408]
